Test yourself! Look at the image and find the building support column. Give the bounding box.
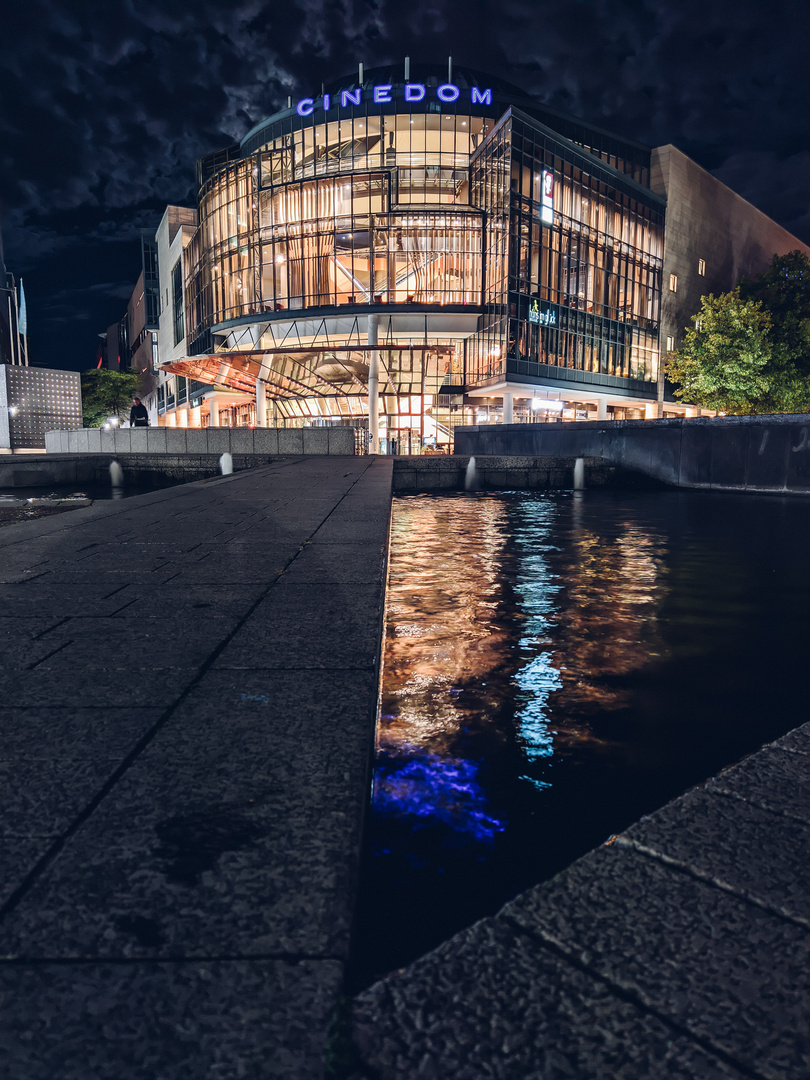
[597,397,608,421]
[502,392,514,425]
[209,397,220,427]
[255,380,267,427]
[367,314,380,453]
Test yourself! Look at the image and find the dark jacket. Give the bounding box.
[129,403,149,427]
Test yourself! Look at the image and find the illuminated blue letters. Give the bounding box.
[404,82,426,102]
[295,81,495,114]
[436,83,460,102]
[471,87,492,105]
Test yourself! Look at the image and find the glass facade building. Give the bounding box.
[160,63,679,441]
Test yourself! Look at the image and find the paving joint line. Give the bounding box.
[613,834,810,930]
[28,640,73,669]
[501,913,771,1080]
[709,781,810,828]
[101,584,131,599]
[31,617,71,640]
[0,950,348,967]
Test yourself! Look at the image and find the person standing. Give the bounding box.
[129,397,149,427]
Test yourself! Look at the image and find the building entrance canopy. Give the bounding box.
[161,343,457,407]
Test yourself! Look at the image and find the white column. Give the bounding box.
[597,397,608,420]
[367,314,380,453]
[209,397,220,427]
[255,380,267,427]
[502,392,514,425]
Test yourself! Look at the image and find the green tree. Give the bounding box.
[665,290,774,414]
[738,250,810,411]
[81,369,143,427]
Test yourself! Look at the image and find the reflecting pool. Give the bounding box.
[350,489,810,988]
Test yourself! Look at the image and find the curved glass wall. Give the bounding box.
[186,111,488,346]
[257,110,491,201]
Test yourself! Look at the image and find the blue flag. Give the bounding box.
[18,279,27,337]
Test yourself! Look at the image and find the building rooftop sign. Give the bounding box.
[296,83,493,117]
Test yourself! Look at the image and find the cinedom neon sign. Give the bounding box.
[296,84,493,117]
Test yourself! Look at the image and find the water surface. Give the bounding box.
[350,489,810,988]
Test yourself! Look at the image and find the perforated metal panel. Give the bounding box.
[2,367,82,449]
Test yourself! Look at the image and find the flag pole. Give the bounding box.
[6,296,16,364]
[18,278,28,366]
[12,280,21,366]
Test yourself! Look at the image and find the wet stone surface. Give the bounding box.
[0,958,342,1080]
[0,457,391,1078]
[353,919,747,1080]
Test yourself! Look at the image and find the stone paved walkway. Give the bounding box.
[0,456,392,1079]
[351,722,810,1079]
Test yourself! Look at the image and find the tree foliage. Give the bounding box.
[665,291,773,414]
[666,251,810,414]
[81,369,142,427]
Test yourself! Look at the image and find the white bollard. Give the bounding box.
[573,457,585,490]
[219,452,233,476]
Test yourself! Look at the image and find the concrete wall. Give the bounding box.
[455,416,810,495]
[651,146,810,358]
[392,455,635,493]
[45,426,356,456]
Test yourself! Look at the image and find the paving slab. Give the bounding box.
[0,706,162,758]
[0,583,141,618]
[502,845,810,1076]
[773,726,810,755]
[0,670,378,960]
[0,958,342,1080]
[214,581,384,670]
[0,837,57,906]
[617,785,810,925]
[281,541,388,583]
[0,757,127,837]
[705,744,810,824]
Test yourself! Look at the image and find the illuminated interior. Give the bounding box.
[162,64,669,438]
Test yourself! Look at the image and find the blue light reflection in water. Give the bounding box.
[511,501,564,774]
[350,489,810,990]
[374,749,506,847]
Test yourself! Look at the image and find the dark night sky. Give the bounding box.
[2,0,809,372]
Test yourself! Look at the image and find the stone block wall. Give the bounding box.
[45,427,356,456]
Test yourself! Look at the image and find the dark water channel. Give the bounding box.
[0,477,187,503]
[349,489,810,989]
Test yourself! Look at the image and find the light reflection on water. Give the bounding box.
[350,489,810,989]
